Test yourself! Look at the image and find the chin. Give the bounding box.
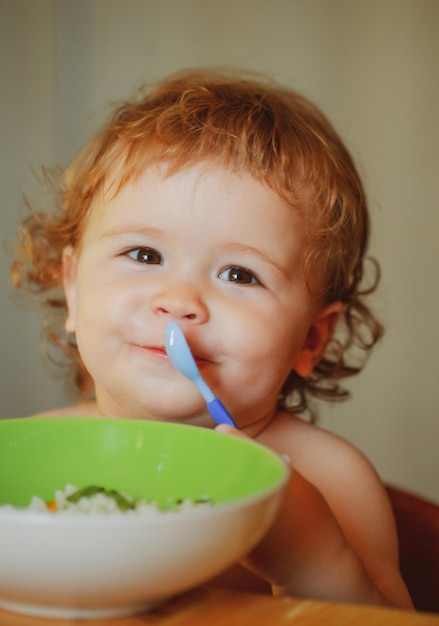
[134,400,210,426]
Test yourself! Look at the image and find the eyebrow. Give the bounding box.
[223,243,293,280]
[100,225,166,240]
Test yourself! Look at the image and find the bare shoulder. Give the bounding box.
[256,411,388,510]
[256,411,375,477]
[31,401,100,418]
[257,411,399,563]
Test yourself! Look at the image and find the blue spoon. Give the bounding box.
[165,321,237,428]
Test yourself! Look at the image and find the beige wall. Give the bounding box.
[1,0,438,502]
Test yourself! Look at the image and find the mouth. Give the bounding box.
[137,344,213,370]
[139,344,205,363]
[145,346,168,358]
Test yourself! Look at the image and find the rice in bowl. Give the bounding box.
[1,483,212,515]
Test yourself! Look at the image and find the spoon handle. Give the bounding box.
[207,398,237,428]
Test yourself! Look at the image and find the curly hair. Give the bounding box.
[11,68,383,417]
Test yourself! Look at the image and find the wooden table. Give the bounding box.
[0,587,437,626]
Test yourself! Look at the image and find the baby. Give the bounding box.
[11,69,412,608]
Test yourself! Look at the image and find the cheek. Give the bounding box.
[223,318,304,424]
[73,273,119,341]
[228,312,307,388]
[75,273,150,351]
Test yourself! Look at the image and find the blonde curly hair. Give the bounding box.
[11,69,383,418]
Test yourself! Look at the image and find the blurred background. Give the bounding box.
[1,0,438,502]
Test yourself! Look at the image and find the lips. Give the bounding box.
[137,343,212,367]
[139,346,168,358]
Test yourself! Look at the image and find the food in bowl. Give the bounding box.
[0,417,289,619]
[1,483,213,514]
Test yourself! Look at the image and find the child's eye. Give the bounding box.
[126,247,162,265]
[218,266,259,285]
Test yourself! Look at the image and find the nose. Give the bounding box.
[150,282,209,324]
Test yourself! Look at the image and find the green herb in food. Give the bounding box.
[66,486,135,511]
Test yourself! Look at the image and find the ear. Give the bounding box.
[292,301,344,378]
[62,245,78,334]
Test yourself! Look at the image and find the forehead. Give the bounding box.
[92,162,302,229]
[80,163,306,273]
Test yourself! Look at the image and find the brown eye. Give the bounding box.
[128,248,162,264]
[218,266,259,285]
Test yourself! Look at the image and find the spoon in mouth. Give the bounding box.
[165,321,237,428]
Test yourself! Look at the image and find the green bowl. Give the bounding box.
[0,417,288,619]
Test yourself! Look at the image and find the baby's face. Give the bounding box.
[62,162,323,430]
